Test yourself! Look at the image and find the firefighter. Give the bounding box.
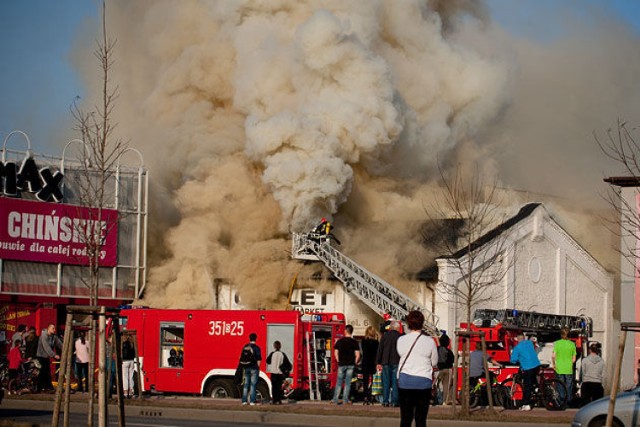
[168,349,178,367]
[313,218,329,235]
[311,218,341,245]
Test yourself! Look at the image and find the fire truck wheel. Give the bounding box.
[205,379,236,399]
[256,381,270,402]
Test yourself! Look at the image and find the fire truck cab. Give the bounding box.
[120,308,345,401]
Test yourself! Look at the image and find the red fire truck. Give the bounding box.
[455,308,593,394]
[120,308,346,401]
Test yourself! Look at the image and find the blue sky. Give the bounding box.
[1,0,640,154]
[0,0,98,153]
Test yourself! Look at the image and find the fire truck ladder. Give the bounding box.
[473,308,592,336]
[306,330,322,400]
[291,232,439,336]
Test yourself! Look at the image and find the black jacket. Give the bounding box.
[361,338,379,374]
[376,330,401,365]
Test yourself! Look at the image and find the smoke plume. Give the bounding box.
[69,0,638,309]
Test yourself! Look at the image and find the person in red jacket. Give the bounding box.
[8,338,25,380]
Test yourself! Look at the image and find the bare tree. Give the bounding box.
[70,0,126,307]
[66,3,126,425]
[426,163,511,415]
[597,120,640,276]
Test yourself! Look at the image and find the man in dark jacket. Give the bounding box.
[36,324,62,392]
[240,333,262,405]
[376,320,402,406]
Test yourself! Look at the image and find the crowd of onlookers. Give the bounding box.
[3,323,137,398]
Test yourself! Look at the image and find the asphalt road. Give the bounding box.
[0,396,574,427]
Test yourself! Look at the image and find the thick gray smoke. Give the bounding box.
[69,0,636,308]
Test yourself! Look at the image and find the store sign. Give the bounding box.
[0,198,118,266]
[1,156,64,202]
[290,289,333,313]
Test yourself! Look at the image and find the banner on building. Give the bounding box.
[0,198,118,267]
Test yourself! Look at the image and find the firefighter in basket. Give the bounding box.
[310,218,341,245]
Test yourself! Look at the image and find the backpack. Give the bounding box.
[437,346,454,370]
[280,353,292,375]
[239,344,257,366]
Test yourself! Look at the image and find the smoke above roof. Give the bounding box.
[75,0,634,308]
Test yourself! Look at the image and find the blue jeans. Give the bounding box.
[382,364,399,405]
[332,365,355,403]
[557,374,573,403]
[242,367,259,403]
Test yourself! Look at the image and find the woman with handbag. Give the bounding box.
[396,311,438,427]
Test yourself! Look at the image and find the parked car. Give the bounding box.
[571,386,640,427]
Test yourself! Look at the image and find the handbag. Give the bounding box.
[371,371,383,396]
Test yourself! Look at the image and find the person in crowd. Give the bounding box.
[266,340,287,405]
[436,332,454,405]
[11,325,26,350]
[239,332,262,405]
[74,331,90,393]
[23,327,38,360]
[510,333,541,412]
[376,320,402,407]
[553,327,577,404]
[331,324,360,405]
[580,343,605,403]
[36,323,62,392]
[122,334,136,398]
[361,326,380,405]
[105,336,116,397]
[469,341,501,388]
[396,310,438,427]
[8,338,25,381]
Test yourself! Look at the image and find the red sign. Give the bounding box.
[0,198,118,267]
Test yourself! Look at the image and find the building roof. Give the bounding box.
[604,176,640,187]
[443,202,541,260]
[416,203,541,281]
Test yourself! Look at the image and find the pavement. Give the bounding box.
[0,394,577,427]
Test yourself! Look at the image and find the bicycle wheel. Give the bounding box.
[500,379,522,409]
[541,378,567,410]
[492,384,506,408]
[469,387,481,408]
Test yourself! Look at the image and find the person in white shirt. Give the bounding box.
[266,341,288,404]
[74,332,90,393]
[396,311,438,427]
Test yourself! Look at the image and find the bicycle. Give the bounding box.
[501,366,567,410]
[469,369,507,408]
[7,359,40,395]
[0,355,9,389]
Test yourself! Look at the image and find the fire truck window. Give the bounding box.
[160,322,184,368]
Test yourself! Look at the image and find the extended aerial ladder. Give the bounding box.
[472,308,592,337]
[291,232,439,336]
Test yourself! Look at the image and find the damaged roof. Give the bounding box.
[417,203,542,281]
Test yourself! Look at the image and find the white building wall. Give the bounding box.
[619,186,638,389]
[434,205,615,386]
